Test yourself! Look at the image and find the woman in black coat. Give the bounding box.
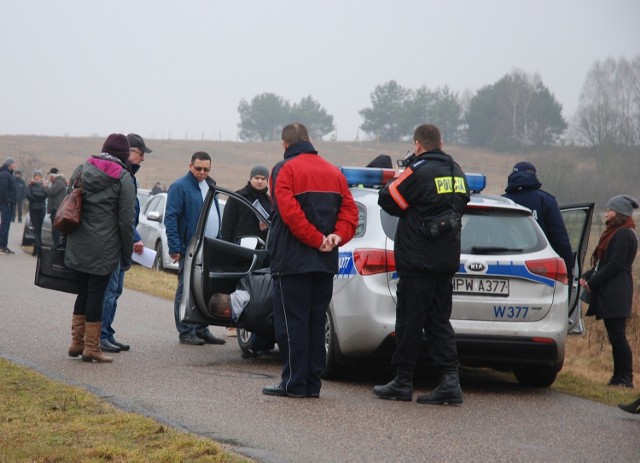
[580,195,639,388]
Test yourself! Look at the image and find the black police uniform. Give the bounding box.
[378,148,470,372]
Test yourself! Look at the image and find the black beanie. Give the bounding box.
[102,133,130,163]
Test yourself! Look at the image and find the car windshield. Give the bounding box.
[461,208,545,255]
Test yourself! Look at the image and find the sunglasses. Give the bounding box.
[193,166,210,172]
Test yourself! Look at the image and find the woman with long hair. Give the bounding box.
[579,195,639,387]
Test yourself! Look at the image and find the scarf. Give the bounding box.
[591,216,636,266]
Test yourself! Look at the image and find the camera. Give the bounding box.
[397,152,416,168]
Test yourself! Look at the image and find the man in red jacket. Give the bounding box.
[262,123,358,399]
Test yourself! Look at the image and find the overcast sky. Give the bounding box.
[1,0,638,141]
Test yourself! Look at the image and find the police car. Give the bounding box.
[179,166,593,388]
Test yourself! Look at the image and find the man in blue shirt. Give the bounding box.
[165,151,225,346]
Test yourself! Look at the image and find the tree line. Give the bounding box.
[237,55,640,151]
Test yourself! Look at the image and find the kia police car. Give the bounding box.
[179,166,593,388]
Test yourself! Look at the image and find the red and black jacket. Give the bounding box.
[268,141,358,276]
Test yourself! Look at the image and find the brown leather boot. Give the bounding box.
[82,322,113,363]
[68,314,86,357]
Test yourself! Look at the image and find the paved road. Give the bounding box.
[1,224,639,462]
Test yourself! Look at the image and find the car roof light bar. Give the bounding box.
[466,173,486,193]
[340,167,397,186]
[341,166,486,193]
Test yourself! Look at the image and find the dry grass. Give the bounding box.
[0,357,250,463]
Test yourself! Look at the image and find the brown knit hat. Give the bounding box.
[102,133,130,163]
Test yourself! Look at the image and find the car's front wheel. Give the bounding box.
[237,327,252,353]
[514,366,558,388]
[154,241,164,271]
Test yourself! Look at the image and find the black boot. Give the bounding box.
[372,368,413,401]
[618,397,640,414]
[417,369,463,405]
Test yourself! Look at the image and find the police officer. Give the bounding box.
[375,124,470,405]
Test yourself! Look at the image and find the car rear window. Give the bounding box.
[461,208,546,255]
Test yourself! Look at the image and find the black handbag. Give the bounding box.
[34,245,80,294]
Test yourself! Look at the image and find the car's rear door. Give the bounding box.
[560,203,595,334]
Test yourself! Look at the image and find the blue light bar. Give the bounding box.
[466,173,486,193]
[342,166,487,193]
[340,167,396,186]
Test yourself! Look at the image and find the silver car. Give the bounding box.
[180,169,593,388]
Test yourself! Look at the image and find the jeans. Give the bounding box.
[11,200,24,221]
[174,256,209,337]
[101,260,125,341]
[0,204,12,248]
[50,209,61,246]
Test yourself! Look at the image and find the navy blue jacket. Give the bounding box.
[165,171,221,256]
[0,165,16,206]
[504,171,573,276]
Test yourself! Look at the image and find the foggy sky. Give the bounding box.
[1,0,638,142]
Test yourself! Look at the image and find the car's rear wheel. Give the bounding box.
[237,327,252,353]
[321,310,344,380]
[514,366,558,388]
[154,241,163,271]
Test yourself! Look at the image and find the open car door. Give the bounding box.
[180,186,270,327]
[561,203,595,335]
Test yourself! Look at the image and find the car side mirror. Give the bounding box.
[146,210,161,222]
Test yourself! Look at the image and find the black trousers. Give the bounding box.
[272,272,333,397]
[73,271,111,322]
[392,275,459,371]
[604,317,633,377]
[29,208,45,252]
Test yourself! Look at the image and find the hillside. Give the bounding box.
[1,135,559,196]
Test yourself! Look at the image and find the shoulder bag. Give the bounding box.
[53,168,83,234]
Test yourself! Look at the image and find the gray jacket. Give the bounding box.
[64,154,135,276]
[44,175,67,213]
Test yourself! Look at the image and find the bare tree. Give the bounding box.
[574,55,640,147]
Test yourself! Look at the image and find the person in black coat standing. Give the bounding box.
[12,170,26,223]
[580,195,639,388]
[221,165,271,244]
[26,170,47,255]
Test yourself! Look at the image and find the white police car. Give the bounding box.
[179,167,593,388]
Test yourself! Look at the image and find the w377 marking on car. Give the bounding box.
[493,306,529,319]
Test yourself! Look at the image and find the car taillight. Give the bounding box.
[353,249,396,275]
[525,258,567,284]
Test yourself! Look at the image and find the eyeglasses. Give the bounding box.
[193,166,210,172]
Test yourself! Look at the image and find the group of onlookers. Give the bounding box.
[1,124,638,413]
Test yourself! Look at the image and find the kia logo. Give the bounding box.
[468,262,486,272]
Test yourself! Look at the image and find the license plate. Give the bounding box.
[452,277,509,296]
